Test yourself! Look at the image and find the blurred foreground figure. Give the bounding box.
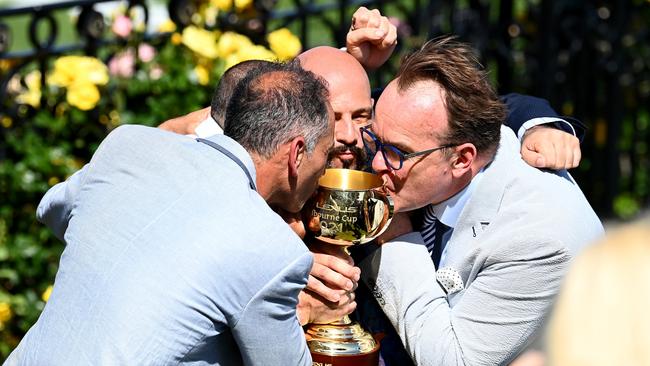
[548,217,650,366]
[7,62,334,365]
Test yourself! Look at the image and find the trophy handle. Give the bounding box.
[367,189,394,239]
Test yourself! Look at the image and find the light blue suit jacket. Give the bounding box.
[6,125,312,365]
[359,126,604,366]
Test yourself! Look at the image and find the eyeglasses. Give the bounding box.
[361,126,456,171]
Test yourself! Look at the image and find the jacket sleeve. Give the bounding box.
[500,93,586,142]
[231,251,313,366]
[36,165,89,242]
[359,232,570,366]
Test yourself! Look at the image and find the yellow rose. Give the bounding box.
[0,59,13,72]
[1,117,12,128]
[47,177,60,186]
[16,90,41,108]
[66,82,100,111]
[25,70,42,91]
[234,0,253,11]
[42,285,53,302]
[48,57,77,87]
[49,56,108,87]
[0,302,11,329]
[223,54,242,71]
[75,57,109,86]
[182,26,219,59]
[204,5,219,27]
[171,32,182,45]
[194,64,211,86]
[236,44,277,63]
[267,28,302,61]
[158,19,177,33]
[217,32,253,58]
[224,45,275,70]
[17,70,42,107]
[211,0,232,11]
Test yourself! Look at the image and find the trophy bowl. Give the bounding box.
[305,168,394,366]
[310,168,393,246]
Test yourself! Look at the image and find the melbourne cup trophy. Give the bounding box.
[305,168,394,366]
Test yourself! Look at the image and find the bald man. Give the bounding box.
[298,47,373,170]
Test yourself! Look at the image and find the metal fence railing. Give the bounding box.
[1,0,649,218]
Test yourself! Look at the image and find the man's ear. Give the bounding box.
[288,136,306,177]
[450,143,476,178]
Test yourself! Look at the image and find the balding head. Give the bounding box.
[298,47,373,169]
[298,46,370,97]
[211,59,273,127]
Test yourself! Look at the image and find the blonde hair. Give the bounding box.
[548,218,650,366]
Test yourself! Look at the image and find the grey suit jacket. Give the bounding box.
[359,126,603,366]
[6,125,312,366]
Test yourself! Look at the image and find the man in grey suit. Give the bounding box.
[6,62,333,365]
[356,37,604,365]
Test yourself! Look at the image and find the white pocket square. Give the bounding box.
[436,267,464,295]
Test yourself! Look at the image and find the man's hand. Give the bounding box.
[307,250,360,302]
[297,244,360,325]
[297,288,357,326]
[346,7,397,70]
[521,125,581,169]
[158,106,210,135]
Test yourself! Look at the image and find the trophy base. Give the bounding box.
[306,318,379,366]
[311,349,379,366]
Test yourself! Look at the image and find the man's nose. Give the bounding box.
[335,117,357,146]
[371,150,389,173]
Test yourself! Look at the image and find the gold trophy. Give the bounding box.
[305,168,393,366]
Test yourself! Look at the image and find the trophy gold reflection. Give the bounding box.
[305,168,393,366]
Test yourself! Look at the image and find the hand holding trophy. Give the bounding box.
[305,168,393,366]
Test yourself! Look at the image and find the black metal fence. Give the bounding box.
[1,0,649,219]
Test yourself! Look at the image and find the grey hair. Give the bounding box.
[223,61,331,159]
[210,59,274,128]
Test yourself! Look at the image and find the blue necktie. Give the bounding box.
[420,205,452,268]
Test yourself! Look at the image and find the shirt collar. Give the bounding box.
[431,168,485,229]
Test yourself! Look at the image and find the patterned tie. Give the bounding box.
[420,205,451,267]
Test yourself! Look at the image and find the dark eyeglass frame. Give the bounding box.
[361,126,457,171]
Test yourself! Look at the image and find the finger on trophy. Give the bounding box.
[311,253,360,287]
[300,289,356,325]
[342,290,356,305]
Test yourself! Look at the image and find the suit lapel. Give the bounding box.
[441,127,521,275]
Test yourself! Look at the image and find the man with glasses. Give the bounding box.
[361,126,457,170]
[352,37,604,365]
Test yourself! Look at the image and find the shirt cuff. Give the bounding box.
[194,117,224,138]
[516,117,576,141]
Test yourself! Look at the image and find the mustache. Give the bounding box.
[327,145,368,169]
